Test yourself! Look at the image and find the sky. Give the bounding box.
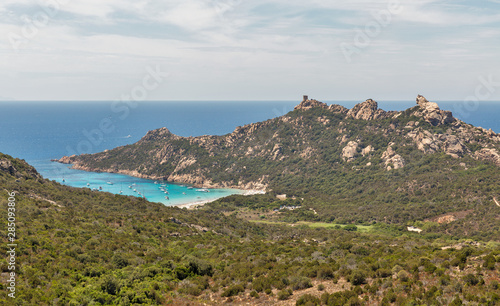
[1,0,500,101]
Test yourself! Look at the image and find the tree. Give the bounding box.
[350,270,366,286]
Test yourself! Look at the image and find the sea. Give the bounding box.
[1,100,498,206]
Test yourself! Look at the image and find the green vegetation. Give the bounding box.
[1,153,499,305]
[250,220,372,233]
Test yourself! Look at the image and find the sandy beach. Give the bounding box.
[175,189,266,209]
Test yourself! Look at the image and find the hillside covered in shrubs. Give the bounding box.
[1,153,499,305]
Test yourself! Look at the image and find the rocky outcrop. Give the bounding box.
[413,95,455,126]
[294,95,456,128]
[361,145,374,157]
[0,159,18,177]
[1,155,41,179]
[342,141,359,161]
[404,121,419,129]
[474,148,500,166]
[57,155,76,164]
[271,144,284,160]
[346,99,395,120]
[406,128,468,158]
[381,143,405,170]
[407,129,441,154]
[294,97,328,110]
[328,104,349,114]
[341,142,373,161]
[441,134,467,158]
[172,157,197,173]
[317,116,331,125]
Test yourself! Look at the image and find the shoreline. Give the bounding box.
[53,160,268,192]
[46,160,267,209]
[174,189,266,209]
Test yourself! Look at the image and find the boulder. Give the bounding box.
[347,99,389,120]
[361,145,374,157]
[342,141,359,161]
[0,159,17,176]
[381,143,405,170]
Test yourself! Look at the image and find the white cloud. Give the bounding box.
[1,0,500,100]
[154,1,219,31]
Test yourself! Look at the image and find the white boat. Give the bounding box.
[107,182,113,185]
[196,188,209,192]
[182,192,186,195]
[165,196,169,200]
[87,183,90,186]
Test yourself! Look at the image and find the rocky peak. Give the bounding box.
[414,95,455,126]
[141,127,174,141]
[294,95,328,110]
[155,127,172,135]
[416,94,429,106]
[347,99,389,120]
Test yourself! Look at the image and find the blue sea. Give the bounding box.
[0,100,498,205]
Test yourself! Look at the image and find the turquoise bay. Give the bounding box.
[34,160,246,206]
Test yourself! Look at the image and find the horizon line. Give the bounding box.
[2,99,500,103]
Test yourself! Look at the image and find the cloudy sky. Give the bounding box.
[1,0,500,101]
